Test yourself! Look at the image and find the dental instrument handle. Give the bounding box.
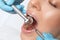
[12,5,28,22]
[12,5,33,24]
[35,29,45,40]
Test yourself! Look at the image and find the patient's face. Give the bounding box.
[21,0,60,40]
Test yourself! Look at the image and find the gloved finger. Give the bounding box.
[36,36,43,40]
[0,0,13,11]
[36,36,58,40]
[4,0,23,5]
[16,5,26,14]
[42,33,54,39]
[36,32,58,40]
[0,0,26,13]
[14,0,24,5]
[4,0,15,5]
[42,33,58,40]
[0,0,24,12]
[45,39,58,40]
[16,5,24,10]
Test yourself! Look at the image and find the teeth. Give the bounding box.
[28,14,32,17]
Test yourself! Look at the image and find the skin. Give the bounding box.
[21,0,60,40]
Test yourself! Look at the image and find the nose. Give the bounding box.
[28,0,57,13]
[28,0,41,11]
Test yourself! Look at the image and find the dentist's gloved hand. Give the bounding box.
[36,33,58,40]
[0,0,26,14]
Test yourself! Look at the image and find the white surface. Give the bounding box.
[0,0,29,40]
[0,9,24,40]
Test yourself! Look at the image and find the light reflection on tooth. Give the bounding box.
[27,14,32,17]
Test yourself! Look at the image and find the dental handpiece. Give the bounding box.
[12,5,33,24]
[12,5,44,40]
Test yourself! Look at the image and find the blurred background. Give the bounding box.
[0,0,29,40]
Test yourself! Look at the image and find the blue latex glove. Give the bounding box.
[0,0,26,14]
[36,33,58,40]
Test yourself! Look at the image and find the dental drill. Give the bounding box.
[12,5,45,40]
[12,5,33,24]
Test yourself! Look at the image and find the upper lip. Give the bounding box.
[26,10,38,23]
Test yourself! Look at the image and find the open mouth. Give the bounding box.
[22,12,38,33]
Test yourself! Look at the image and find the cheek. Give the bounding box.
[42,10,60,27]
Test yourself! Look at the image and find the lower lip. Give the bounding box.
[21,24,35,33]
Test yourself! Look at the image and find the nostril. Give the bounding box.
[32,4,38,9]
[49,0,60,9]
[49,1,57,8]
[30,2,41,11]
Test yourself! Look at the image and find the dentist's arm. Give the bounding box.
[0,0,25,13]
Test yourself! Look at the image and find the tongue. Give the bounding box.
[26,26,33,30]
